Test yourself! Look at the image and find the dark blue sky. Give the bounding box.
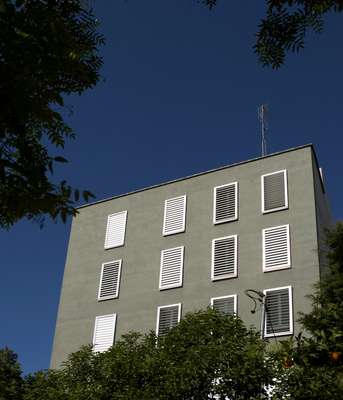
[1,1,342,375]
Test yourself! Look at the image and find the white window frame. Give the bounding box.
[213,182,238,224]
[97,259,122,301]
[92,313,117,352]
[262,224,291,272]
[263,286,293,338]
[159,246,184,290]
[162,195,187,236]
[104,210,128,249]
[261,169,288,214]
[211,294,237,315]
[211,235,238,281]
[156,303,182,336]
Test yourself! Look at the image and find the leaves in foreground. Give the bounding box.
[0,0,104,228]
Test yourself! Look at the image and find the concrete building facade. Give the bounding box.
[51,144,331,368]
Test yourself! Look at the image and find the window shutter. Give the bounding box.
[104,211,127,249]
[213,182,238,224]
[211,295,237,316]
[98,260,122,301]
[156,304,181,336]
[263,225,291,272]
[212,235,238,280]
[159,246,184,290]
[163,195,186,236]
[92,314,116,352]
[262,170,288,213]
[264,287,292,337]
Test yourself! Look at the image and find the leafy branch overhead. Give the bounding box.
[0,0,104,228]
[201,0,343,68]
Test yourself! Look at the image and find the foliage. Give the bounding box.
[270,222,343,399]
[19,310,273,399]
[0,347,23,400]
[255,1,343,68]
[0,0,104,228]
[200,1,343,68]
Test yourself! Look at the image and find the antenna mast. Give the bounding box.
[258,104,268,157]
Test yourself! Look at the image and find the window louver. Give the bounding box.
[159,246,184,290]
[104,211,127,249]
[92,314,116,352]
[212,235,238,280]
[264,287,292,337]
[214,182,238,224]
[163,195,186,236]
[211,295,236,316]
[262,170,288,213]
[157,304,181,336]
[263,225,291,272]
[98,260,122,301]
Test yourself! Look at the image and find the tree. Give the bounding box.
[22,310,274,399]
[0,347,23,400]
[0,0,104,229]
[201,1,343,68]
[270,222,343,399]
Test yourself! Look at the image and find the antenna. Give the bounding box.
[258,104,268,157]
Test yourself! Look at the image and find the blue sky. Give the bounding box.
[1,1,342,375]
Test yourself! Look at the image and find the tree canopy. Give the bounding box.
[0,0,104,228]
[21,310,273,400]
[270,222,343,399]
[202,0,343,68]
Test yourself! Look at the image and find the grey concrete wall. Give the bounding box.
[311,153,333,277]
[51,146,323,368]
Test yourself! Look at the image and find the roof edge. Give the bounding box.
[77,143,314,210]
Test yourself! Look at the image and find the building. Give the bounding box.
[51,144,331,368]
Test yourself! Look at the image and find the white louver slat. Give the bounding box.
[92,314,116,352]
[263,225,291,272]
[262,170,288,213]
[104,211,127,249]
[213,182,238,224]
[264,286,292,337]
[159,246,184,290]
[156,304,181,336]
[212,235,238,281]
[98,260,122,301]
[163,195,186,236]
[211,295,237,316]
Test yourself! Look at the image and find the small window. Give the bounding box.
[263,286,293,338]
[211,235,238,281]
[261,170,288,213]
[92,314,116,352]
[159,246,184,290]
[211,295,237,316]
[263,225,291,272]
[162,195,186,236]
[104,211,127,249]
[156,303,181,336]
[98,260,122,301]
[213,182,238,224]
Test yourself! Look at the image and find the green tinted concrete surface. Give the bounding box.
[51,145,331,368]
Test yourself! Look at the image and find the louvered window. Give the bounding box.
[264,286,293,337]
[98,260,122,301]
[263,225,291,272]
[163,195,186,236]
[212,235,238,281]
[92,314,116,352]
[213,182,238,224]
[156,304,181,336]
[104,211,127,249]
[211,295,237,316]
[159,246,184,290]
[262,170,288,213]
